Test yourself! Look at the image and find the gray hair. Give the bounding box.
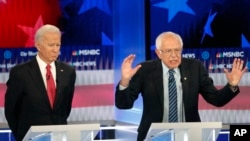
[155,31,183,49]
[35,24,61,42]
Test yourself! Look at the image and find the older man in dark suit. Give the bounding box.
[115,31,247,141]
[4,24,76,141]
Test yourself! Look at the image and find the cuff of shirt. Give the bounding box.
[119,84,127,90]
[229,84,238,92]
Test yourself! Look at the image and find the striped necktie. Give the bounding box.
[168,69,177,122]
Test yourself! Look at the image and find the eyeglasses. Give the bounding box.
[159,48,182,55]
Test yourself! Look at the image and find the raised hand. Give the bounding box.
[224,58,248,86]
[120,54,142,87]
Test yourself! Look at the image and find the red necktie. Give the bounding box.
[46,64,56,108]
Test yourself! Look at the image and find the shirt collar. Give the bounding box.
[36,55,55,70]
[161,61,178,75]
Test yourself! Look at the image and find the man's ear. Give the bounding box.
[35,42,41,51]
[155,49,161,59]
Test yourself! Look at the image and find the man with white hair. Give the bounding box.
[115,31,247,141]
[5,24,76,141]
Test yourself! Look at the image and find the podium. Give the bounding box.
[22,123,100,141]
[145,122,222,141]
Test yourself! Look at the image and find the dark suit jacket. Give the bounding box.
[115,58,239,141]
[4,58,76,141]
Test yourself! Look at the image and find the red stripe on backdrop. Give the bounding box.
[199,86,250,110]
[0,84,249,109]
[0,83,6,106]
[0,83,114,107]
[72,84,114,107]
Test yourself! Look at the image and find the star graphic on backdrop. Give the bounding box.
[0,0,6,4]
[102,32,113,46]
[78,0,111,15]
[153,0,195,22]
[201,10,217,44]
[58,0,72,19]
[242,34,250,48]
[17,16,44,47]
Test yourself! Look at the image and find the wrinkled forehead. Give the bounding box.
[39,32,61,41]
[160,37,182,50]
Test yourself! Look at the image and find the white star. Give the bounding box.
[153,0,195,22]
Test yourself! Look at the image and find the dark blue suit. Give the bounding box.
[4,58,76,141]
[115,58,239,141]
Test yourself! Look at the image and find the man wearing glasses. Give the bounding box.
[115,31,247,141]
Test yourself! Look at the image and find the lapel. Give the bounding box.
[53,61,64,109]
[151,60,164,108]
[179,58,191,104]
[28,58,51,107]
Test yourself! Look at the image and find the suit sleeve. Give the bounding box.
[4,67,23,137]
[198,61,239,107]
[115,68,142,109]
[66,67,76,117]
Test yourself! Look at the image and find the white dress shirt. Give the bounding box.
[36,55,56,88]
[162,62,185,122]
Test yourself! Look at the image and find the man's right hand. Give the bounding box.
[120,54,142,87]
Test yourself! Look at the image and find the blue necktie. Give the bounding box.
[168,69,177,122]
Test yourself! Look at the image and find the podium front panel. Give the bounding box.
[22,123,100,141]
[145,122,222,141]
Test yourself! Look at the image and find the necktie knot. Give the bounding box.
[46,64,51,70]
[169,69,175,75]
[169,69,175,81]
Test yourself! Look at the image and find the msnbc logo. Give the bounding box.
[216,51,244,58]
[72,49,101,56]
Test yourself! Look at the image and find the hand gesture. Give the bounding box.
[224,58,248,86]
[120,54,141,87]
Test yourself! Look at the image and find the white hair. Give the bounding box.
[35,24,61,42]
[155,31,183,49]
